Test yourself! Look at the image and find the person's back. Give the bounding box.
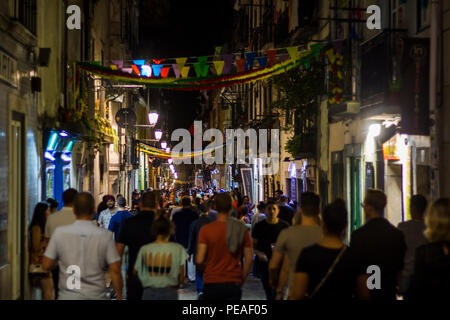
[172,198,198,248]
[351,189,406,300]
[108,197,133,240]
[45,188,78,239]
[278,196,294,225]
[407,198,450,301]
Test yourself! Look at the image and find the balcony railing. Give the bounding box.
[15,0,37,35]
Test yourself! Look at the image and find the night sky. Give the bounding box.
[138,0,235,133]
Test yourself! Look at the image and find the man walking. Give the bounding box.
[98,195,117,229]
[116,191,159,300]
[269,192,323,299]
[397,195,428,295]
[108,196,133,241]
[42,192,123,300]
[196,193,253,300]
[350,189,407,300]
[277,195,294,226]
[45,188,78,299]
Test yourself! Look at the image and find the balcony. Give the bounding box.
[360,30,407,111]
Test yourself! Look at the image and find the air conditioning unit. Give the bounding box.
[346,101,360,114]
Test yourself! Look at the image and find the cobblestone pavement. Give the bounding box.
[178,275,266,300]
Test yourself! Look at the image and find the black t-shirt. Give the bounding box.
[278,205,294,226]
[172,208,198,248]
[296,244,364,300]
[350,217,406,300]
[117,210,155,276]
[252,220,289,259]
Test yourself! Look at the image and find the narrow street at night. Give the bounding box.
[0,0,449,311]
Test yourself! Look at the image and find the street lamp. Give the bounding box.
[161,141,167,149]
[148,110,159,126]
[154,130,163,141]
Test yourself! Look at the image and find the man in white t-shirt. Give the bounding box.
[98,195,118,229]
[45,188,78,239]
[43,192,123,300]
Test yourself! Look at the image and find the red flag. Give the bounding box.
[235,59,246,73]
[266,49,277,67]
[161,67,170,78]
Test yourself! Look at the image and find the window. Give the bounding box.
[12,0,36,34]
[391,0,404,29]
[417,0,431,31]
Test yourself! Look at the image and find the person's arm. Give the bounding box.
[187,222,196,258]
[42,256,57,272]
[269,250,283,288]
[42,230,58,272]
[288,272,309,300]
[109,261,123,300]
[196,243,207,270]
[242,246,253,285]
[178,265,185,287]
[275,254,290,299]
[30,226,42,257]
[116,243,125,258]
[253,239,268,262]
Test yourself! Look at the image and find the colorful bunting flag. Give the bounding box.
[152,64,163,77]
[161,67,170,78]
[266,49,277,66]
[181,66,190,78]
[112,60,123,69]
[176,58,188,72]
[245,52,256,71]
[133,60,145,66]
[194,62,209,77]
[214,47,222,57]
[172,64,181,78]
[286,46,298,61]
[257,56,268,68]
[213,61,225,75]
[141,65,152,77]
[222,54,234,74]
[235,59,246,73]
[153,59,165,64]
[131,65,141,76]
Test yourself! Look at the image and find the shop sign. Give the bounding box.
[383,134,400,161]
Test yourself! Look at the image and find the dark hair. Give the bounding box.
[181,196,191,207]
[152,215,174,238]
[215,192,233,214]
[104,195,116,203]
[199,204,208,214]
[46,198,58,210]
[266,200,277,207]
[30,202,49,233]
[73,192,95,217]
[364,189,387,215]
[322,199,348,236]
[194,197,201,206]
[257,201,266,212]
[141,191,160,209]
[300,192,320,217]
[62,188,78,205]
[411,195,428,219]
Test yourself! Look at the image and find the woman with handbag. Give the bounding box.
[289,199,370,300]
[29,202,55,300]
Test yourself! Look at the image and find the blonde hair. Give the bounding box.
[424,198,450,243]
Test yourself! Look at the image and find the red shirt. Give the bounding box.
[198,220,252,284]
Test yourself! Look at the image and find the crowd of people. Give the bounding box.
[28,186,450,301]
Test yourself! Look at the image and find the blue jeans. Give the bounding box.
[196,268,204,295]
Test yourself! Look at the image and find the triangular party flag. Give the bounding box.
[112,60,123,69]
[244,52,256,71]
[310,43,322,60]
[160,67,170,78]
[172,64,181,78]
[131,65,141,76]
[176,57,188,71]
[257,56,268,68]
[152,64,163,77]
[197,56,208,65]
[286,46,298,61]
[110,65,118,70]
[278,53,290,63]
[303,56,311,69]
[266,49,277,66]
[214,46,222,57]
[122,68,133,74]
[141,65,152,77]
[153,59,165,64]
[194,62,209,77]
[181,66,190,78]
[235,59,246,73]
[213,61,225,75]
[222,54,234,74]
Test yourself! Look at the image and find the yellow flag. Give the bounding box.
[176,58,188,72]
[286,46,298,61]
[213,61,225,75]
[181,66,190,78]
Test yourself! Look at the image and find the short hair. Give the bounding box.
[275,190,283,195]
[364,189,387,215]
[152,215,174,238]
[73,192,95,217]
[62,188,78,205]
[322,199,348,236]
[257,201,266,212]
[266,200,277,207]
[215,192,233,214]
[300,192,320,217]
[424,198,450,243]
[411,195,428,219]
[280,195,289,202]
[46,198,58,210]
[181,196,191,207]
[104,195,115,203]
[117,196,126,207]
[199,204,208,214]
[141,191,159,209]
